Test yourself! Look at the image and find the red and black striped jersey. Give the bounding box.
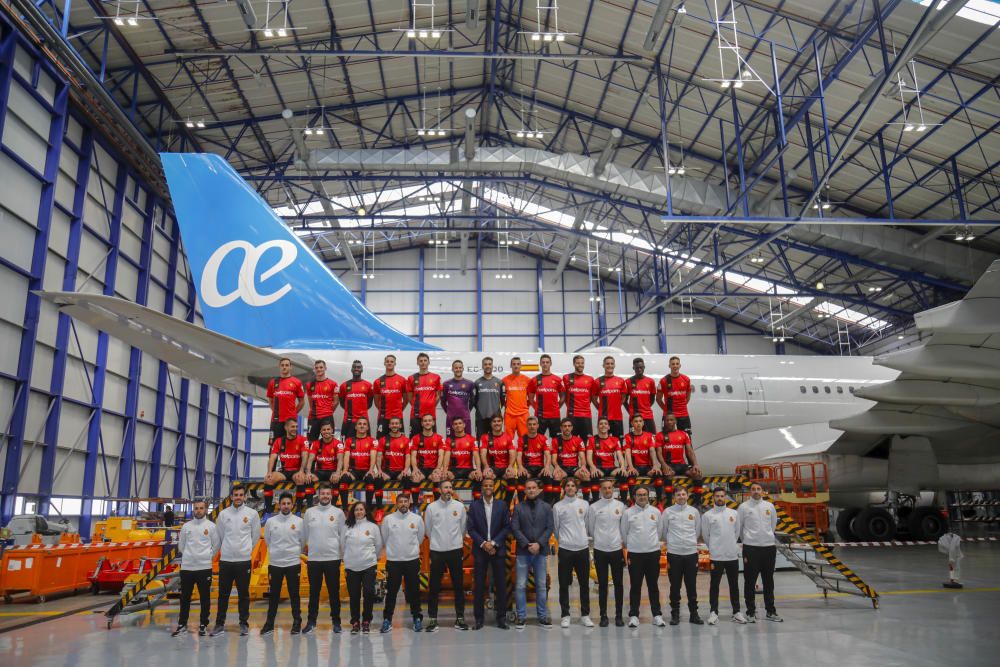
[374,373,408,419]
[624,431,658,467]
[589,435,621,470]
[339,379,373,422]
[411,432,446,469]
[521,433,551,468]
[563,373,596,418]
[627,376,656,420]
[593,375,629,421]
[528,373,563,419]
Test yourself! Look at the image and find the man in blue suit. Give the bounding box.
[467,477,512,630]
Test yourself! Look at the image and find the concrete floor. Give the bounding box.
[1,544,998,667]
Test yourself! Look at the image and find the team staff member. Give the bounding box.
[502,357,531,438]
[381,417,413,510]
[511,479,554,629]
[587,418,626,504]
[264,419,310,512]
[739,482,782,623]
[267,358,304,444]
[659,414,703,498]
[472,357,505,438]
[702,488,746,625]
[340,360,373,439]
[550,419,592,505]
[480,414,519,502]
[307,423,345,504]
[261,492,304,636]
[622,486,665,628]
[467,477,512,630]
[587,479,626,627]
[339,417,383,509]
[627,358,657,434]
[623,415,663,505]
[172,498,220,637]
[380,494,424,633]
[211,484,260,637]
[442,360,475,438]
[563,355,596,438]
[409,414,448,501]
[657,356,693,435]
[444,417,483,496]
[343,502,382,635]
[407,352,442,435]
[592,357,629,438]
[373,354,408,438]
[660,487,703,625]
[518,417,553,503]
[424,481,469,632]
[302,483,346,634]
[554,478,593,628]
[306,360,338,441]
[528,354,564,437]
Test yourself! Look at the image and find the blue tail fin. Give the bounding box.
[160,153,437,351]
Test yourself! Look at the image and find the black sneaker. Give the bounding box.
[599,616,609,628]
[539,617,553,629]
[497,620,509,630]
[302,622,315,635]
[615,616,625,627]
[198,625,207,636]
[425,619,439,633]
[332,622,343,634]
[690,614,704,625]
[210,624,226,637]
[515,617,526,630]
[239,623,249,636]
[362,621,370,634]
[766,612,784,623]
[455,619,469,631]
[291,621,301,635]
[669,615,680,626]
[171,625,187,637]
[350,622,360,635]
[260,623,274,636]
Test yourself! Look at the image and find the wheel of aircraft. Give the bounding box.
[854,507,897,541]
[835,507,863,542]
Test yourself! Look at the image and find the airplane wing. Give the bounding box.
[36,291,314,399]
[828,259,1000,463]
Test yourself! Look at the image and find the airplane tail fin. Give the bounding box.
[160,153,437,351]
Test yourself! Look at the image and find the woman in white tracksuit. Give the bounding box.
[343,502,383,635]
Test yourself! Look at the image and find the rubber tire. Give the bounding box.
[907,507,946,541]
[835,507,863,542]
[855,507,897,541]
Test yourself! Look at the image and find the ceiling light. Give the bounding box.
[277,28,287,37]
[127,17,138,27]
[417,129,426,136]
[432,273,438,279]
[897,334,905,340]
[114,17,124,26]
[531,33,541,41]
[821,202,831,210]
[419,30,429,38]
[815,281,824,290]
[436,129,446,136]
[431,31,442,38]
[406,30,417,38]
[668,167,676,175]
[556,34,566,42]
[720,81,730,89]
[495,273,501,279]
[445,273,451,279]
[195,121,205,129]
[614,267,622,272]
[543,33,554,42]
[315,128,324,135]
[357,207,366,216]
[903,124,914,132]
[732,80,744,89]
[772,337,779,343]
[263,28,274,37]
[916,125,927,132]
[185,121,195,128]
[304,128,314,135]
[516,131,525,138]
[676,167,685,175]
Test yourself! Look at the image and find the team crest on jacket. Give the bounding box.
[729,516,735,523]
[765,509,771,516]
[452,510,459,517]
[688,514,694,520]
[243,516,249,523]
[410,523,416,529]
[650,514,656,521]
[364,530,370,536]
[291,524,297,530]
[203,529,209,535]
[578,507,585,515]
[614,509,621,515]
[330,515,335,522]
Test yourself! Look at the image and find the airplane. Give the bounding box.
[37,153,1000,543]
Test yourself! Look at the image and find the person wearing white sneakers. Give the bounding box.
[172,498,220,637]
[424,480,470,632]
[554,478,593,628]
[587,478,626,627]
[739,482,783,623]
[621,486,665,628]
[261,492,304,636]
[660,487,703,626]
[301,482,346,635]
[702,488,747,625]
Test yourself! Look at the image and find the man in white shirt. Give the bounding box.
[586,478,626,627]
[302,482,346,634]
[424,480,469,632]
[172,499,220,637]
[660,487,703,625]
[261,492,304,636]
[380,493,425,633]
[621,486,665,627]
[211,484,261,637]
[702,488,746,625]
[738,482,782,622]
[553,478,593,628]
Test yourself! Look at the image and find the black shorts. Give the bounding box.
[568,416,592,438]
[416,465,438,479]
[341,420,359,439]
[675,416,692,436]
[410,416,437,436]
[445,415,471,439]
[633,465,660,478]
[489,466,509,481]
[269,420,287,442]
[275,467,301,480]
[308,416,335,441]
[595,466,620,480]
[452,467,474,480]
[603,419,625,438]
[560,465,580,478]
[668,463,692,477]
[475,415,495,438]
[313,469,337,483]
[375,417,396,439]
[538,418,561,438]
[639,418,656,434]
[388,469,410,481]
[523,466,545,481]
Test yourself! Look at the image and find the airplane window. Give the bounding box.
[726,385,733,393]
[700,385,708,393]
[837,386,844,394]
[812,386,819,394]
[713,385,720,393]
[849,386,855,394]
[824,386,831,394]
[800,386,807,394]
